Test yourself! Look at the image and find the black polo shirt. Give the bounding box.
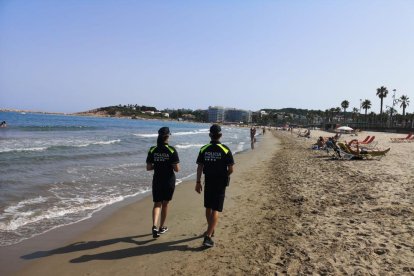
[196,141,234,178]
[146,144,179,180]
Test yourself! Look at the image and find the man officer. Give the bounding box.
[195,124,234,247]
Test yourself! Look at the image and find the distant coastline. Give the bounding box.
[0,108,66,115]
[0,108,195,123]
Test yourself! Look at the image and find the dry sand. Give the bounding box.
[10,130,414,275]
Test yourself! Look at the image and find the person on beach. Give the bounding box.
[250,127,256,149]
[250,127,256,142]
[312,136,326,150]
[195,124,234,247]
[326,137,341,157]
[146,127,180,238]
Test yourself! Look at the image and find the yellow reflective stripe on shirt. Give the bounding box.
[149,146,157,153]
[217,144,229,154]
[200,144,212,153]
[165,145,175,154]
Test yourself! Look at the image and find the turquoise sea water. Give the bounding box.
[0,112,251,246]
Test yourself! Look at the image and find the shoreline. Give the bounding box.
[11,133,276,276]
[0,134,267,275]
[0,190,154,275]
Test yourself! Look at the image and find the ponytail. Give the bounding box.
[157,135,163,146]
[157,135,168,146]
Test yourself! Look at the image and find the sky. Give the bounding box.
[1,0,413,114]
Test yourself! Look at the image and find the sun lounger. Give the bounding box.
[390,133,413,143]
[321,140,353,160]
[338,142,390,160]
[297,129,310,138]
[346,140,378,150]
[360,136,375,144]
[347,136,371,146]
[361,136,371,143]
[336,142,370,160]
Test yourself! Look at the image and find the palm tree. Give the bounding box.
[399,95,410,116]
[352,107,359,121]
[335,107,341,122]
[341,100,350,123]
[324,109,330,122]
[329,108,336,122]
[361,99,372,116]
[341,100,350,113]
[376,86,388,115]
[306,113,314,125]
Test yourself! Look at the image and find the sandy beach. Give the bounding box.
[6,130,414,275]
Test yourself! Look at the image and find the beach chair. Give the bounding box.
[390,133,413,143]
[297,129,310,138]
[339,142,390,160]
[347,140,377,150]
[358,136,378,148]
[361,136,371,143]
[325,143,337,157]
[360,136,375,144]
[334,142,357,160]
[347,136,370,146]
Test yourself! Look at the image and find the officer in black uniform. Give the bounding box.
[196,124,234,247]
[146,127,180,238]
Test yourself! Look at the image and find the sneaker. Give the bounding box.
[152,226,160,238]
[159,226,168,234]
[203,236,214,247]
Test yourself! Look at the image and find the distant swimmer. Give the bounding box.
[146,127,180,238]
[0,121,7,127]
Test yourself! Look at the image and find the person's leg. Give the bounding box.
[206,210,219,237]
[205,208,212,225]
[152,202,162,227]
[160,200,169,228]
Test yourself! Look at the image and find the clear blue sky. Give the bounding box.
[1,0,413,113]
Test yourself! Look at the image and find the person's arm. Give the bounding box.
[227,164,234,176]
[171,149,180,172]
[195,164,203,193]
[172,163,180,172]
[146,163,154,171]
[146,148,154,171]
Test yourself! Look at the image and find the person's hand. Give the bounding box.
[195,182,202,193]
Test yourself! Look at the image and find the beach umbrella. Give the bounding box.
[337,126,353,131]
[336,126,353,132]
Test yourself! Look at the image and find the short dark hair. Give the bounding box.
[210,124,221,135]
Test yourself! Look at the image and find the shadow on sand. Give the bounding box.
[69,235,206,263]
[21,234,206,262]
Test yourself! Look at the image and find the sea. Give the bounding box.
[0,112,252,246]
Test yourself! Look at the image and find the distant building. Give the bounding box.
[208,106,252,123]
[208,106,225,122]
[225,108,252,123]
[260,110,268,116]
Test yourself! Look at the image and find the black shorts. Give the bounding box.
[204,176,228,212]
[152,176,176,202]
